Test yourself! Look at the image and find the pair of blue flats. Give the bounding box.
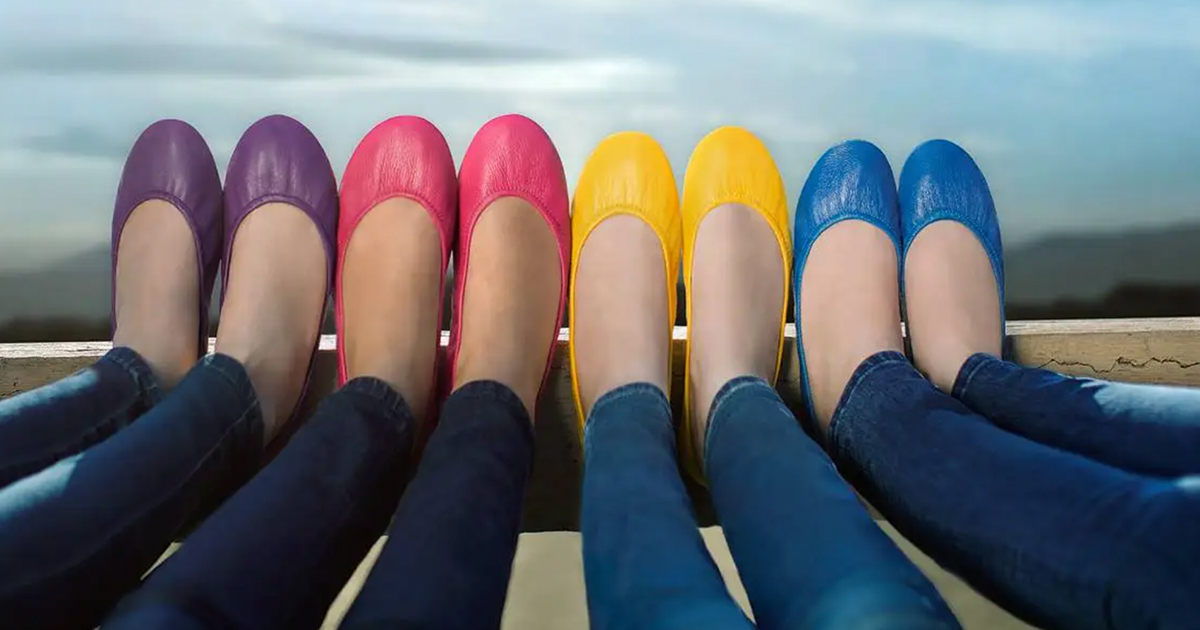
[791,139,1006,430]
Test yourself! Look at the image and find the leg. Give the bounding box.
[902,138,1200,478]
[0,119,333,630]
[104,379,415,630]
[582,383,754,630]
[705,379,959,630]
[0,353,263,630]
[953,355,1200,478]
[341,118,566,629]
[338,382,534,630]
[572,130,751,630]
[685,143,955,628]
[105,182,448,628]
[830,354,1200,630]
[808,140,1200,629]
[0,119,222,487]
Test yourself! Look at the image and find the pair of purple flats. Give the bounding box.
[110,115,339,417]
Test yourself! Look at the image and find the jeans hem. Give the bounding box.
[583,382,670,452]
[950,352,1000,400]
[447,380,534,441]
[341,377,414,424]
[703,375,773,474]
[202,354,260,408]
[828,350,910,458]
[103,346,164,406]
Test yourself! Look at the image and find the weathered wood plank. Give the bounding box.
[3,317,1199,531]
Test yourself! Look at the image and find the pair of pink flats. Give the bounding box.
[336,114,571,420]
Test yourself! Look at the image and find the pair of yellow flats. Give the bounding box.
[568,127,792,483]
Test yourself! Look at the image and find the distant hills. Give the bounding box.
[1004,223,1200,303]
[2,222,1200,335]
[0,246,114,322]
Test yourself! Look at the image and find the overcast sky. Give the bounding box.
[1,0,1198,269]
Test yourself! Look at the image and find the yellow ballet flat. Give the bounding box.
[680,126,791,483]
[569,131,682,439]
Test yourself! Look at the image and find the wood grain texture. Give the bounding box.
[4,317,1199,531]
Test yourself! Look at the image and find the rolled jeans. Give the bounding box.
[106,379,536,630]
[829,351,1200,630]
[581,378,960,630]
[0,349,264,630]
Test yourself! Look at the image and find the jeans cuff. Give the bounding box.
[950,352,1002,400]
[200,353,260,409]
[704,375,774,469]
[102,346,164,406]
[341,376,415,425]
[447,380,535,440]
[828,350,910,456]
[583,382,671,449]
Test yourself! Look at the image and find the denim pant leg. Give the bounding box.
[0,353,264,630]
[954,353,1200,478]
[580,382,753,630]
[705,376,960,630]
[0,347,161,488]
[339,381,535,630]
[830,351,1200,630]
[105,377,415,630]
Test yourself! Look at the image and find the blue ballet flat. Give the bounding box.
[793,140,901,434]
[898,139,1006,345]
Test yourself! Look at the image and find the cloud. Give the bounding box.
[279,27,569,64]
[0,32,570,80]
[722,0,1200,58]
[0,20,663,94]
[0,42,354,79]
[18,127,134,162]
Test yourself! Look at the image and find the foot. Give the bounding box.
[453,197,563,416]
[802,222,904,427]
[681,126,791,464]
[901,141,1004,393]
[341,200,444,418]
[215,204,329,440]
[687,204,785,450]
[111,119,223,389]
[796,141,905,431]
[451,114,570,420]
[570,131,680,421]
[574,215,673,412]
[112,201,201,389]
[337,115,457,422]
[215,115,338,442]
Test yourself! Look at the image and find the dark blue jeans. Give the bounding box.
[0,350,263,630]
[955,353,1200,478]
[106,379,535,630]
[581,379,959,630]
[0,347,161,487]
[830,351,1200,630]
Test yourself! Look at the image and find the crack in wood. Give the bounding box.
[1036,356,1200,374]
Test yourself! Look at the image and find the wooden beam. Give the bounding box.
[3,317,1199,531]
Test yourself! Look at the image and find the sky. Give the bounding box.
[1,0,1199,270]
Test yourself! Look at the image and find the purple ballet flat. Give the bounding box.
[222,114,338,420]
[112,119,223,356]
